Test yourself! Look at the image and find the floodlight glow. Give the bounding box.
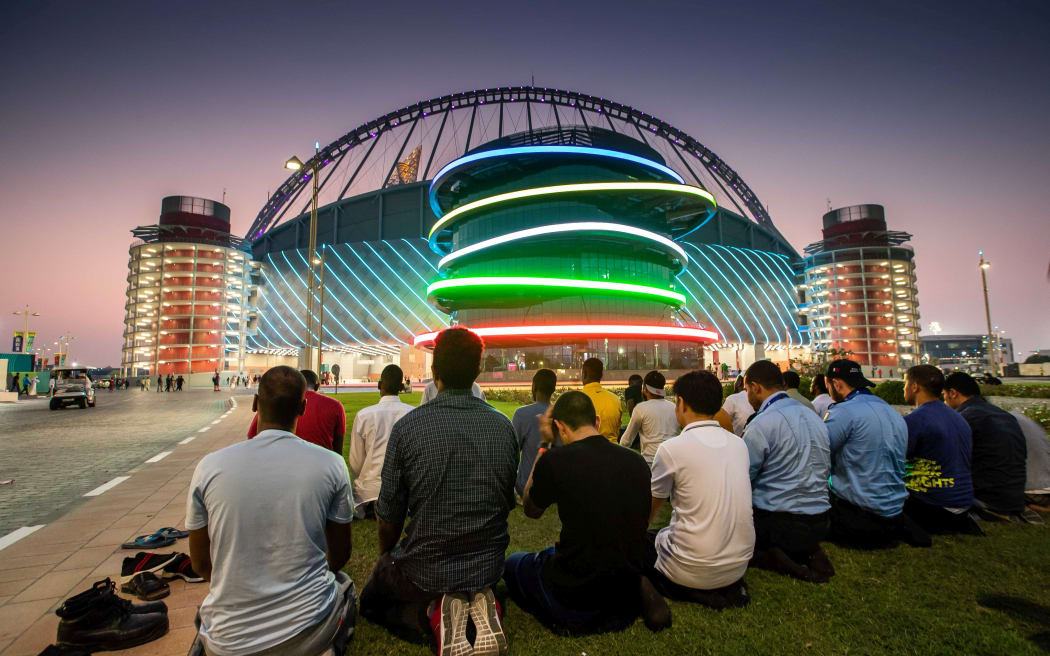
[428,182,716,240]
[429,145,685,214]
[426,276,686,306]
[437,222,688,270]
[413,324,719,348]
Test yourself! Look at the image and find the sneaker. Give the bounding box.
[430,593,472,656]
[120,553,178,583]
[91,578,168,614]
[161,553,204,582]
[120,571,170,601]
[469,588,507,656]
[1020,507,1046,526]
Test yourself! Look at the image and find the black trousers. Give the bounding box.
[360,553,439,637]
[903,495,983,536]
[753,508,830,562]
[644,530,749,609]
[829,494,931,548]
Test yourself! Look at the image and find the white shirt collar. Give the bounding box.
[682,420,721,432]
[379,395,403,404]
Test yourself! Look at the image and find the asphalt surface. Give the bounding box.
[0,388,245,537]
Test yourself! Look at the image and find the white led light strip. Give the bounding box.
[437,222,688,270]
[428,182,716,240]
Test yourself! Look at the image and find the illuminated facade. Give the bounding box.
[246,86,808,378]
[122,196,253,379]
[801,204,920,373]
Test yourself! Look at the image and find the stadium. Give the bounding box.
[244,86,807,382]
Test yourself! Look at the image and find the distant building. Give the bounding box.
[801,204,920,376]
[920,334,1014,372]
[121,196,255,382]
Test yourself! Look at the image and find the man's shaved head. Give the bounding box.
[256,366,307,429]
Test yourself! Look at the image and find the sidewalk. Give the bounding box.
[0,396,251,656]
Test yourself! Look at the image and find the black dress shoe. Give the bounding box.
[91,577,168,613]
[37,646,91,656]
[55,580,169,651]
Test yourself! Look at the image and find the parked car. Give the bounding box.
[50,366,96,410]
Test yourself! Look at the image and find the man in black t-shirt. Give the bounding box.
[504,391,670,635]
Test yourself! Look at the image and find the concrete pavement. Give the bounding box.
[0,389,238,537]
[0,394,252,656]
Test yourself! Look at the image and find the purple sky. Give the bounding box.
[1,0,1047,366]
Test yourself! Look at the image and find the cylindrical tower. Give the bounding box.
[802,204,920,375]
[122,196,253,378]
[415,127,719,368]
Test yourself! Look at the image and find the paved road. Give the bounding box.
[0,388,248,537]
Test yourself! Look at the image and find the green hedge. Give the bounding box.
[980,383,1050,399]
[1023,405,1050,432]
[873,380,906,405]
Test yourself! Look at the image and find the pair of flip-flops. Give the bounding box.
[121,527,189,550]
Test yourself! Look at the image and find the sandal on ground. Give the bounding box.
[121,532,176,550]
[120,571,170,601]
[155,527,189,539]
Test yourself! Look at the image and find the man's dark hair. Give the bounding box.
[812,373,828,394]
[734,374,745,393]
[257,366,306,427]
[300,369,319,390]
[906,364,945,397]
[783,370,801,389]
[643,370,665,391]
[673,370,723,416]
[628,374,643,386]
[379,364,404,395]
[581,358,604,382]
[551,390,597,431]
[943,371,981,398]
[432,327,483,389]
[532,368,557,398]
[744,360,785,390]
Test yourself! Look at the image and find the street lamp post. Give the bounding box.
[316,248,326,380]
[978,250,997,376]
[12,305,40,353]
[285,146,321,372]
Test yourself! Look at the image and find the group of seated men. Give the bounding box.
[184,327,1048,655]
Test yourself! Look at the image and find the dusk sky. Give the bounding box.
[1,0,1047,366]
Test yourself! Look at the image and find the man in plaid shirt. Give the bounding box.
[360,327,517,656]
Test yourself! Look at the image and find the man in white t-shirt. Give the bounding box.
[648,370,755,608]
[721,375,755,436]
[420,380,485,404]
[349,364,414,518]
[187,366,356,656]
[620,371,679,465]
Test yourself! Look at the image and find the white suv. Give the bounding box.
[50,366,97,410]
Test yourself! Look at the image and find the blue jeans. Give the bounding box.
[503,548,635,635]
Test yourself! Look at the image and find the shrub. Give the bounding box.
[798,376,815,400]
[1023,404,1050,432]
[873,380,906,405]
[980,383,1050,399]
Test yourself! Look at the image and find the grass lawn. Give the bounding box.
[332,393,1050,655]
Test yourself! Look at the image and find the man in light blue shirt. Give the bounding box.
[742,361,834,583]
[823,359,930,549]
[187,366,356,656]
[512,369,557,497]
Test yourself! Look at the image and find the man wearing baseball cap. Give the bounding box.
[823,359,931,548]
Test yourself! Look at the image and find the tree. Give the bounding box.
[1025,354,1050,364]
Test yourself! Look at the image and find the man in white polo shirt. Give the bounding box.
[620,370,679,466]
[648,370,755,608]
[349,364,414,518]
[721,375,755,436]
[187,366,356,656]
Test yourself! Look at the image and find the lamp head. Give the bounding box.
[284,156,304,171]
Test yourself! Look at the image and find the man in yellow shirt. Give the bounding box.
[581,358,623,442]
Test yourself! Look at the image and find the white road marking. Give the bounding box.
[144,451,171,464]
[0,525,44,551]
[84,476,130,497]
[178,436,195,445]
[210,419,221,425]
[198,426,210,433]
